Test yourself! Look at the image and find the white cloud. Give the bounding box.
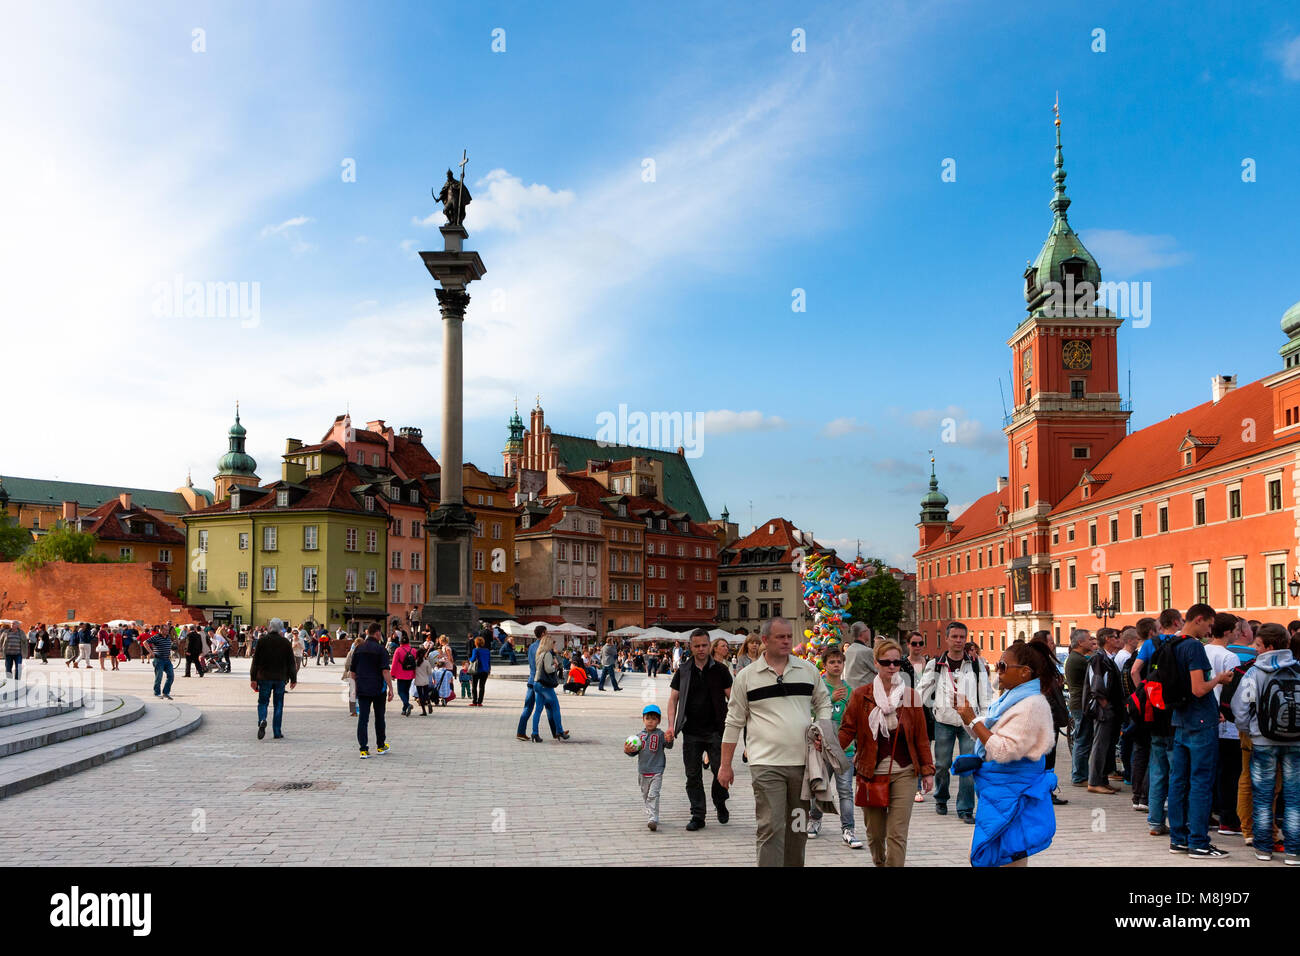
[905,407,1003,454]
[821,417,873,438]
[1278,34,1300,80]
[701,410,787,434]
[260,215,314,237]
[416,168,575,232]
[1079,229,1188,278]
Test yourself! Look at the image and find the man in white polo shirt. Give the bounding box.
[719,616,831,867]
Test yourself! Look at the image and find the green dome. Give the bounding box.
[218,450,258,476]
[217,405,257,477]
[1282,300,1300,338]
[1024,116,1102,315]
[919,459,949,523]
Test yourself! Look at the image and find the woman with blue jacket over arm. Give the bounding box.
[953,640,1059,867]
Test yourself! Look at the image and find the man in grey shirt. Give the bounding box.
[844,622,877,686]
[598,638,622,692]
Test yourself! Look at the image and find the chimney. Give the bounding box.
[285,438,303,453]
[768,523,775,535]
[62,500,78,521]
[118,492,131,509]
[996,476,1009,492]
[1211,374,1237,404]
[399,426,423,442]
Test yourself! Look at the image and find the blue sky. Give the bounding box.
[3,1,1299,567]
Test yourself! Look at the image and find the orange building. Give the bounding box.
[915,122,1300,655]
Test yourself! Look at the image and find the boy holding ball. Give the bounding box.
[625,704,673,831]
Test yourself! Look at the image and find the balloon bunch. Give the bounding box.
[797,554,869,672]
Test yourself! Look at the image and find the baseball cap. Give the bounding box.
[642,704,661,718]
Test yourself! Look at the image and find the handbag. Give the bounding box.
[466,653,480,676]
[96,641,108,653]
[862,716,899,809]
[536,651,560,688]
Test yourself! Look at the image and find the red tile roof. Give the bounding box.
[290,440,345,456]
[390,434,441,477]
[353,428,388,446]
[185,465,384,517]
[79,501,186,544]
[1052,380,1289,514]
[721,517,830,566]
[921,488,1010,552]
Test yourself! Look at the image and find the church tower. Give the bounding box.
[502,398,524,477]
[214,403,261,500]
[1004,103,1131,628]
[917,456,950,550]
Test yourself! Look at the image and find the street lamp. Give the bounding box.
[1094,597,1119,629]
[1289,570,1300,600]
[344,592,360,634]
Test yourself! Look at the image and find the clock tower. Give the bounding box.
[1003,105,1131,635]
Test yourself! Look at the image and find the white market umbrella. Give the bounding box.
[106,619,137,628]
[708,627,741,645]
[608,625,645,638]
[550,622,596,637]
[497,620,532,637]
[629,626,679,643]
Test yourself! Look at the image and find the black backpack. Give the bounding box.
[1256,663,1300,742]
[1147,636,1192,712]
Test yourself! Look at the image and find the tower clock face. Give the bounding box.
[1062,339,1092,370]
[1022,348,1032,380]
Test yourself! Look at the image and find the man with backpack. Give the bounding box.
[1205,614,1247,836]
[1231,622,1300,864]
[1152,603,1234,859]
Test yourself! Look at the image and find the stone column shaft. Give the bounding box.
[436,287,469,506]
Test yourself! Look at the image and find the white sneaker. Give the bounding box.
[843,829,863,849]
[807,819,822,839]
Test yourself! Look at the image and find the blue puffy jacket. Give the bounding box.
[954,755,1057,867]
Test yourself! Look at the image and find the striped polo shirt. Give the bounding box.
[724,653,831,766]
[147,634,173,659]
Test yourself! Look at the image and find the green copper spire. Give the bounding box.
[1050,94,1071,226]
[504,397,524,453]
[217,403,257,477]
[919,455,949,523]
[1024,96,1102,316]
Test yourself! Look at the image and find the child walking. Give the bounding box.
[414,647,434,715]
[458,663,473,702]
[624,704,673,831]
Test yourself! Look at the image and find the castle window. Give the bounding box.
[1072,446,1089,459]
[1070,380,1085,399]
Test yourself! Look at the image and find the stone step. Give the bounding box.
[0,697,202,800]
[0,700,84,728]
[0,695,143,758]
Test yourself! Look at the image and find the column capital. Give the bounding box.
[435,287,471,315]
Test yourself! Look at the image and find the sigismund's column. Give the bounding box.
[419,158,485,641]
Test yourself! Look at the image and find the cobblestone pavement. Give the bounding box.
[0,658,1270,866]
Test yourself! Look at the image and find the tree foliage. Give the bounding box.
[0,521,32,561]
[848,567,905,638]
[15,527,110,575]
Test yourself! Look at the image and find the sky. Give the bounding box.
[2,1,1298,569]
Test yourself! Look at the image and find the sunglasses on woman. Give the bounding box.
[878,659,903,668]
[995,660,1028,673]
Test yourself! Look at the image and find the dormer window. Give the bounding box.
[145,522,155,536]
[410,489,419,504]
[1184,451,1193,466]
[364,495,375,512]
[277,490,289,507]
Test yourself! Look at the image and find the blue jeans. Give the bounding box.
[933,722,975,814]
[598,665,620,690]
[532,684,563,735]
[1147,734,1171,828]
[396,678,412,711]
[1251,745,1300,855]
[1070,709,1094,785]
[4,654,20,681]
[516,683,557,736]
[152,657,174,696]
[1168,725,1217,849]
[257,680,287,737]
[809,762,856,828]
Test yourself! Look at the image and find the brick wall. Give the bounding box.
[0,561,204,626]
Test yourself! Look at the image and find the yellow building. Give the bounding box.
[463,463,517,621]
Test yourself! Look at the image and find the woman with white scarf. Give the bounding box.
[839,639,936,866]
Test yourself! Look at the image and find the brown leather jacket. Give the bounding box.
[838,682,935,779]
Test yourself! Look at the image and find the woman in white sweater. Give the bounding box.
[954,640,1060,867]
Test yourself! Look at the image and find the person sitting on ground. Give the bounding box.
[565,659,589,695]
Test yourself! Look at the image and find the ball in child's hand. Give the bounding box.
[624,734,643,753]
